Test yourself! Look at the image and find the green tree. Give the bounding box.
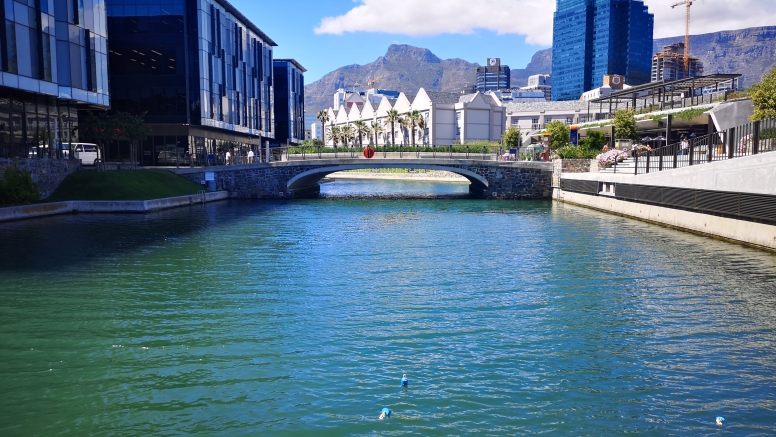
[116,112,149,170]
[613,109,638,141]
[546,120,571,151]
[386,109,401,146]
[750,64,776,121]
[317,110,330,146]
[579,130,606,150]
[503,126,522,152]
[81,111,120,171]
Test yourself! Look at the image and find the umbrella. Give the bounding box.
[653,135,666,141]
[641,136,653,142]
[690,133,697,138]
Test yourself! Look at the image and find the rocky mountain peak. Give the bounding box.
[383,44,442,64]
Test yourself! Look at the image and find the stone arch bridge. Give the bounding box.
[175,159,553,200]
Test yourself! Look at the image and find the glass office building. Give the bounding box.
[0,0,109,159]
[106,0,276,166]
[552,0,653,101]
[273,59,305,145]
[475,58,510,92]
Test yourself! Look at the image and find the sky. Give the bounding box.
[230,0,776,83]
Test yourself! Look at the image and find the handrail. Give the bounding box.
[635,116,776,175]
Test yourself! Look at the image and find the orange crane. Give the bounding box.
[670,0,702,78]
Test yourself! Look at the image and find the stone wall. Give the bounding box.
[0,158,81,199]
[177,161,553,200]
[553,159,596,187]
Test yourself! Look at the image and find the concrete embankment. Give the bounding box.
[554,188,776,252]
[0,191,229,223]
[555,153,776,252]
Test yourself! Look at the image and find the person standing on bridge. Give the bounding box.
[225,150,232,165]
[248,148,255,164]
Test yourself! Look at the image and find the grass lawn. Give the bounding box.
[46,170,204,202]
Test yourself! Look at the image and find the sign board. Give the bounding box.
[205,172,215,181]
[569,126,578,145]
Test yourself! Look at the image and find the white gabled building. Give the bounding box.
[322,87,506,146]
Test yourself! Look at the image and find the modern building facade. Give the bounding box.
[520,74,552,100]
[476,58,510,92]
[106,0,276,165]
[273,59,305,145]
[552,0,653,101]
[0,0,110,159]
[651,42,704,82]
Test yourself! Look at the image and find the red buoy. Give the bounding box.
[363,147,375,159]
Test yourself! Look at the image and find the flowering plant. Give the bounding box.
[632,144,652,154]
[596,149,629,168]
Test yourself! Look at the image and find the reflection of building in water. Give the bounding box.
[0,0,110,160]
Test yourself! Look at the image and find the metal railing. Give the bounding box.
[272,144,510,162]
[634,117,776,175]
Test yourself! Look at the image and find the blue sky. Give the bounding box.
[229,0,775,84]
[229,0,550,83]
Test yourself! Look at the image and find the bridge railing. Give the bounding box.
[634,116,776,175]
[275,144,510,162]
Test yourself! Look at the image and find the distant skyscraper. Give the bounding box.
[476,58,511,92]
[552,0,654,101]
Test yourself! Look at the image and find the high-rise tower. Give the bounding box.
[552,0,653,101]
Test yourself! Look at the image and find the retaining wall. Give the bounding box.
[0,158,81,199]
[0,191,228,223]
[554,188,776,252]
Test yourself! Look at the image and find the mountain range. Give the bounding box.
[304,26,776,112]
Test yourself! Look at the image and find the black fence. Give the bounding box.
[634,117,776,175]
[560,179,776,225]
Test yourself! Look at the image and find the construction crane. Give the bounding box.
[671,0,702,78]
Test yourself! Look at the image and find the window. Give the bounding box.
[511,117,519,125]
[566,116,573,125]
[545,116,552,123]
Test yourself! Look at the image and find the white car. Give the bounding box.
[72,143,99,165]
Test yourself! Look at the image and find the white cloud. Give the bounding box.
[314,0,555,45]
[315,0,776,46]
[644,0,776,39]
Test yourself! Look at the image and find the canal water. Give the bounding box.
[1,179,775,436]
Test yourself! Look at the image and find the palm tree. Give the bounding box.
[328,126,341,148]
[317,110,329,146]
[386,109,401,147]
[408,110,421,147]
[400,116,413,145]
[370,122,384,146]
[341,125,354,148]
[416,114,427,146]
[353,120,368,148]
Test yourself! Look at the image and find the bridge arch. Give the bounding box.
[286,164,489,192]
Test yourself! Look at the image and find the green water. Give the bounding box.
[1,180,775,436]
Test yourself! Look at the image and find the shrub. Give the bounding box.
[557,145,598,159]
[0,165,40,206]
[579,131,606,150]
